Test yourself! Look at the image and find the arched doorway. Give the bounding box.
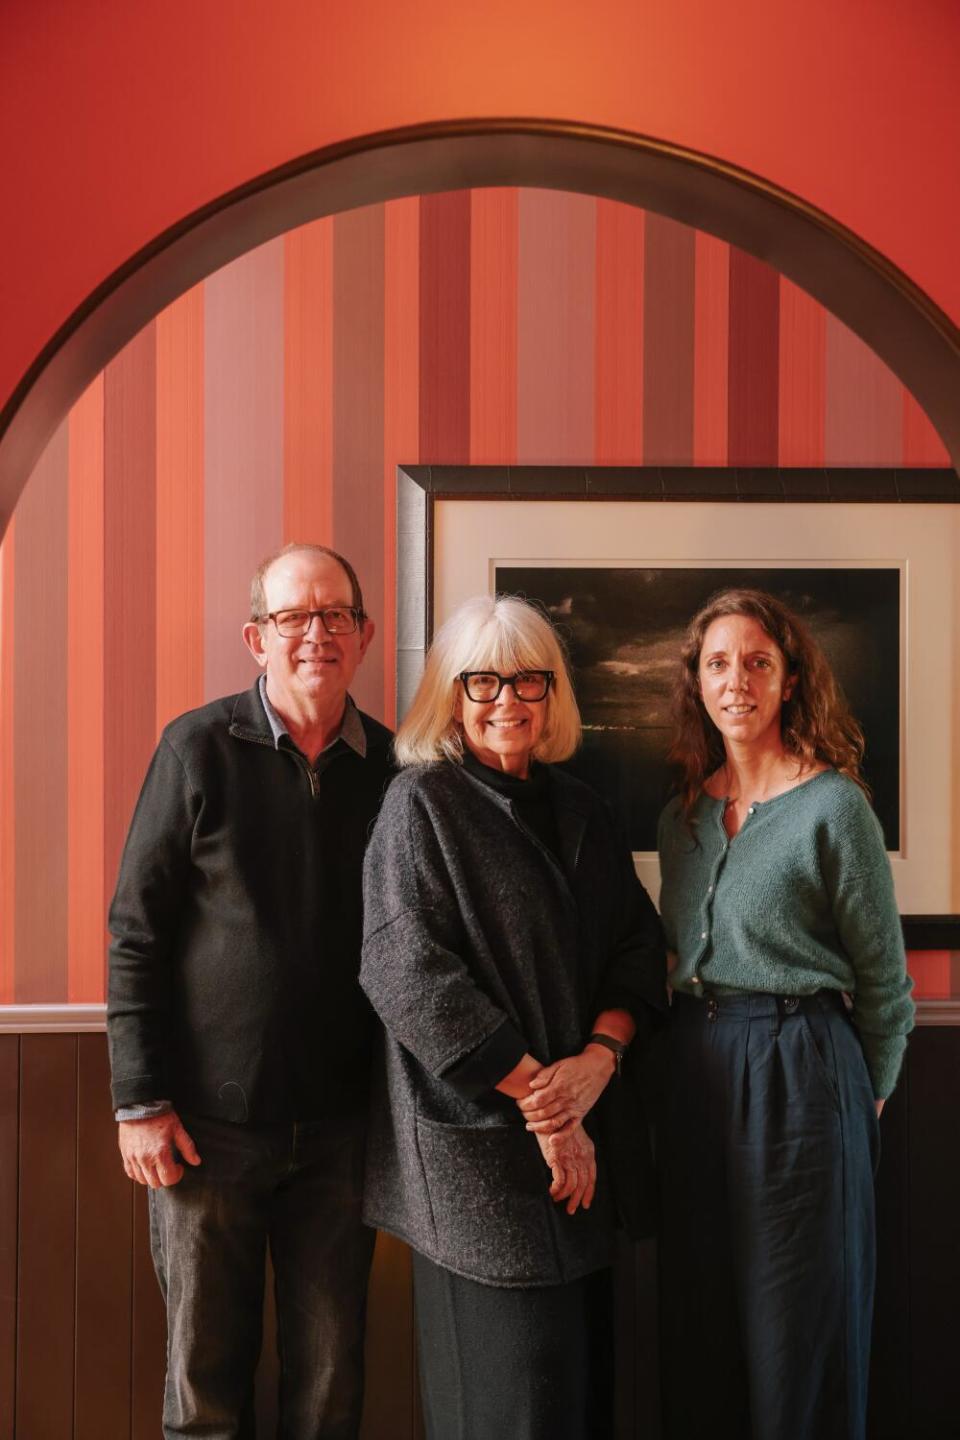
[1,117,958,516]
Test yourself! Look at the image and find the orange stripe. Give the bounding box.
[67,377,105,1002]
[469,188,518,463]
[693,231,729,464]
[384,197,420,724]
[901,389,950,465]
[0,519,14,1003]
[778,277,825,465]
[906,949,950,999]
[595,199,644,462]
[156,286,204,731]
[284,219,334,543]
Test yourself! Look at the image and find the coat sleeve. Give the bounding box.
[820,787,915,1099]
[106,736,198,1109]
[360,775,528,1084]
[593,815,669,1031]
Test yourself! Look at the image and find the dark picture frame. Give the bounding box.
[395,464,960,953]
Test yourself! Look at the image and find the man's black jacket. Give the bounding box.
[107,680,393,1123]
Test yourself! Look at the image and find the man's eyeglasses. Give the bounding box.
[459,670,554,703]
[260,607,365,637]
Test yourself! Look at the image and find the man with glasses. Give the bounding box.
[107,542,393,1439]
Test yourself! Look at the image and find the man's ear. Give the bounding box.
[357,617,376,661]
[242,622,268,668]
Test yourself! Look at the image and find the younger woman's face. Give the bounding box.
[697,613,793,750]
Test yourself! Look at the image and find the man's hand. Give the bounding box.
[533,1121,597,1215]
[118,1110,201,1189]
[518,1047,615,1134]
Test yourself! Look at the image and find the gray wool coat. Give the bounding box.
[360,760,666,1288]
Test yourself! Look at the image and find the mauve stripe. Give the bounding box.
[824,315,902,465]
[778,277,825,466]
[517,189,595,463]
[419,192,471,462]
[643,213,695,465]
[384,197,420,722]
[728,249,780,466]
[470,188,518,463]
[595,199,644,463]
[14,421,69,1002]
[284,220,334,543]
[103,326,157,937]
[204,240,284,701]
[333,205,385,722]
[693,231,729,465]
[0,521,15,1001]
[902,390,950,465]
[156,287,204,732]
[67,376,105,1002]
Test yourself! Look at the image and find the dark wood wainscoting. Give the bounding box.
[1,1029,957,1439]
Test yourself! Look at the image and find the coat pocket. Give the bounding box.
[415,1116,557,1283]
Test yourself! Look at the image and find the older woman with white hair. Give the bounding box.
[360,594,666,1440]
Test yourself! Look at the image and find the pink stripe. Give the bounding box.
[156,286,205,732]
[68,376,105,1002]
[595,200,644,463]
[103,327,157,943]
[470,188,518,462]
[643,213,695,464]
[384,196,420,721]
[693,230,729,465]
[517,190,595,462]
[284,219,334,543]
[333,206,385,721]
[15,422,69,1001]
[824,315,902,465]
[204,240,285,701]
[778,277,825,465]
[0,519,15,1003]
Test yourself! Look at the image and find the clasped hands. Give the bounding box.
[516,1046,616,1216]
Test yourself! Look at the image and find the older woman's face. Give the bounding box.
[697,613,792,751]
[455,671,548,777]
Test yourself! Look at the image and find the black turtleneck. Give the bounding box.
[460,748,562,865]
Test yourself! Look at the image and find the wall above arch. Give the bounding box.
[2,120,958,518]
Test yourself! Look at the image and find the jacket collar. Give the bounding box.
[457,760,591,875]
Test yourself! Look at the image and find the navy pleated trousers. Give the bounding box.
[657,990,880,1440]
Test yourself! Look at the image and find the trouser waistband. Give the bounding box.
[671,988,848,1021]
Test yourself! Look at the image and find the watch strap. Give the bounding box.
[586,1032,628,1076]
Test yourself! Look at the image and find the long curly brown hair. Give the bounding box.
[669,587,869,819]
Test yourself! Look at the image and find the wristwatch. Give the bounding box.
[586,1032,628,1077]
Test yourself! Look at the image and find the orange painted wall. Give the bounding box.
[1,0,959,434]
[0,192,948,1003]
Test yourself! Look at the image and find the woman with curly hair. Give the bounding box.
[656,587,914,1440]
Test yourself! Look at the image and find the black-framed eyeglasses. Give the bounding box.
[260,606,365,637]
[459,670,554,703]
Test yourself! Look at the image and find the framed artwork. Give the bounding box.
[395,465,960,962]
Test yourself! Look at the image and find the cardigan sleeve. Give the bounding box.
[360,773,528,1085]
[106,735,198,1109]
[820,784,915,1099]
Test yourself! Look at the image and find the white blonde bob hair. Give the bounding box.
[394,594,582,767]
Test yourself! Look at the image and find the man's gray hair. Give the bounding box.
[250,543,365,622]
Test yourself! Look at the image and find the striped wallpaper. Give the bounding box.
[0,188,950,1004]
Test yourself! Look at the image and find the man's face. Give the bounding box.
[243,551,374,714]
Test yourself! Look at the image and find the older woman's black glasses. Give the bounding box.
[264,607,365,637]
[459,670,554,702]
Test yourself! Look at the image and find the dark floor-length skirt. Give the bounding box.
[657,990,880,1440]
[411,1251,614,1440]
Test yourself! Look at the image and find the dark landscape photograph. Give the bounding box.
[496,565,901,852]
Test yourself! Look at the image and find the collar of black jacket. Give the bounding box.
[454,758,593,875]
